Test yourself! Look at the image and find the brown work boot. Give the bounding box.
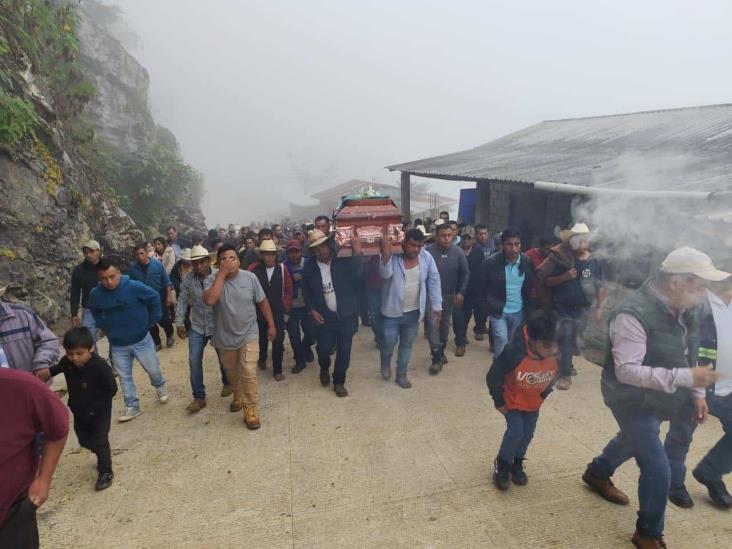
[334,384,348,397]
[186,398,207,413]
[220,385,232,398]
[632,530,667,548]
[455,345,466,357]
[243,405,261,430]
[319,367,331,387]
[229,401,244,413]
[582,466,629,505]
[257,359,267,370]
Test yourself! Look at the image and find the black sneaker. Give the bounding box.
[166,336,175,349]
[510,458,528,486]
[668,485,694,508]
[292,361,306,374]
[428,360,442,375]
[493,457,510,491]
[693,468,732,509]
[305,348,315,363]
[95,471,114,491]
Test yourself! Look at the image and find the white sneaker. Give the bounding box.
[156,385,169,403]
[119,407,142,423]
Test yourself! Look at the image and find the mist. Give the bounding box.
[111,0,732,226]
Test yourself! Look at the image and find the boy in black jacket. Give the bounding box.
[486,311,558,491]
[48,327,118,490]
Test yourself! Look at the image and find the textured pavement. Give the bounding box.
[41,326,731,548]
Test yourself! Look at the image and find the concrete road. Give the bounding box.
[41,327,730,548]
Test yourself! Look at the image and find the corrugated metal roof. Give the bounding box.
[387,104,732,192]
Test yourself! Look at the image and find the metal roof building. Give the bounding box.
[387,104,732,244]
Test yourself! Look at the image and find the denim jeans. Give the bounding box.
[380,310,420,375]
[367,288,384,348]
[427,294,455,357]
[188,329,229,399]
[110,333,166,409]
[589,403,695,538]
[286,307,313,363]
[556,304,589,376]
[694,392,732,481]
[490,310,524,356]
[498,410,540,462]
[315,314,357,386]
[81,308,99,342]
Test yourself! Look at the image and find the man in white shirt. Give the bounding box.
[692,277,732,509]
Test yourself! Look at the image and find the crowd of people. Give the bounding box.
[1,210,732,549]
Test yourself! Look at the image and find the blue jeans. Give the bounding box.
[589,404,695,538]
[694,392,732,481]
[286,307,313,363]
[367,288,384,348]
[315,314,356,386]
[498,410,539,462]
[110,333,166,409]
[81,308,99,342]
[188,329,228,399]
[490,310,523,356]
[380,310,420,375]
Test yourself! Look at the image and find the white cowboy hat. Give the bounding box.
[560,223,591,243]
[189,245,214,261]
[180,248,192,261]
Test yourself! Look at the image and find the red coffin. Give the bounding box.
[333,197,404,257]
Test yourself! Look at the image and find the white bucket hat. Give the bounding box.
[660,247,731,282]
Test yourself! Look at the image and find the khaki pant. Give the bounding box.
[218,340,259,407]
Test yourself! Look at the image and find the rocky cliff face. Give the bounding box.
[0,3,204,326]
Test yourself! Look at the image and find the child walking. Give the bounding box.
[49,327,118,490]
[486,311,558,490]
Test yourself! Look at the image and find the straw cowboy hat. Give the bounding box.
[416,224,431,237]
[560,223,591,243]
[180,248,192,261]
[307,229,330,248]
[256,240,278,253]
[189,245,215,261]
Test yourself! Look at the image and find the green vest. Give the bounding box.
[601,282,697,418]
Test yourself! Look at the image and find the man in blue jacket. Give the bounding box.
[379,227,442,388]
[89,258,168,423]
[128,243,175,350]
[302,229,362,397]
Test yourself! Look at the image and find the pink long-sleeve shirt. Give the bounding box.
[609,284,703,398]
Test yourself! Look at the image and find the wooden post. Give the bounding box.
[400,172,411,222]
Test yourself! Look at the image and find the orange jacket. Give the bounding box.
[486,326,558,412]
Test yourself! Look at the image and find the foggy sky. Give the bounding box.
[113,0,732,226]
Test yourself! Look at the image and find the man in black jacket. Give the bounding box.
[479,228,535,357]
[302,229,362,397]
[70,239,103,340]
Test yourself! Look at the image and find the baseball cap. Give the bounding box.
[82,239,100,251]
[461,226,475,239]
[286,239,302,251]
[660,247,731,282]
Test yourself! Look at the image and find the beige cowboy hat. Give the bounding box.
[180,248,192,261]
[189,245,214,262]
[256,240,278,253]
[307,229,330,248]
[560,222,591,243]
[416,224,431,237]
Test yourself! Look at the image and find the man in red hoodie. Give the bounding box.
[487,310,559,490]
